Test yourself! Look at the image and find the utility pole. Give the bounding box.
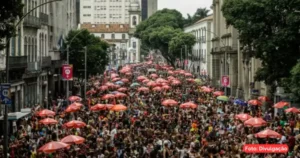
[185,45,187,70]
[180,48,183,69]
[66,45,69,103]
[224,47,228,96]
[84,47,87,102]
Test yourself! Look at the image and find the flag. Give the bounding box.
[57,34,64,51]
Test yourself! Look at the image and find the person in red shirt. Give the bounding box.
[288,133,296,152]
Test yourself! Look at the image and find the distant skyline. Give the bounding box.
[158,0,213,17]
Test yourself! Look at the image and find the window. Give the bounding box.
[203,28,206,43]
[133,42,136,48]
[122,34,125,39]
[111,34,115,39]
[106,24,109,28]
[120,24,123,28]
[101,34,105,38]
[132,16,137,26]
[203,49,206,63]
[83,6,91,8]
[83,14,91,17]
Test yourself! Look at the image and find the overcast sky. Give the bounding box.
[158,0,213,17]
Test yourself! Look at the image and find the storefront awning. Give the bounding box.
[0,108,31,121]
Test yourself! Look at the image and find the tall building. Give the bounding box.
[80,0,134,24]
[141,0,157,20]
[184,15,213,77]
[0,0,77,118]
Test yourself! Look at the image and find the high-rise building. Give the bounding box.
[141,0,157,20]
[80,0,134,24]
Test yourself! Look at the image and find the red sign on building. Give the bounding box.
[62,64,73,81]
[221,75,230,87]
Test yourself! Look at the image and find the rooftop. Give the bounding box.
[80,24,129,33]
[195,14,213,24]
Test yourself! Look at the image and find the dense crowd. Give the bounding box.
[1,62,300,158]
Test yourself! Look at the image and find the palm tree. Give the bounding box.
[192,8,210,23]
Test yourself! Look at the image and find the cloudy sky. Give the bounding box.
[158,0,213,17]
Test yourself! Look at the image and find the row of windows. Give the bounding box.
[95,6,106,10]
[99,34,126,39]
[83,6,91,8]
[193,49,207,62]
[83,14,91,17]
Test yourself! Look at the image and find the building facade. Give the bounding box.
[184,15,213,77]
[141,0,158,20]
[0,0,77,115]
[212,0,268,99]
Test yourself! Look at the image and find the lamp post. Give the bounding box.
[84,46,87,102]
[3,1,63,157]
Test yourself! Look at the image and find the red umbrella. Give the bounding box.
[63,120,86,128]
[68,96,81,102]
[258,96,270,102]
[106,104,114,110]
[114,92,127,98]
[65,105,81,113]
[99,85,109,91]
[244,117,267,127]
[90,104,106,111]
[142,79,150,83]
[86,90,96,95]
[167,71,174,75]
[248,99,262,106]
[121,78,129,83]
[36,109,56,117]
[105,82,115,87]
[162,85,171,90]
[112,77,121,82]
[285,107,300,113]
[125,72,132,76]
[153,86,162,91]
[117,87,127,92]
[180,102,197,109]
[137,76,148,81]
[167,76,175,81]
[255,129,282,139]
[147,81,157,87]
[39,118,58,125]
[111,73,119,78]
[235,113,252,121]
[38,141,70,153]
[202,87,213,93]
[150,74,158,78]
[274,101,289,108]
[138,87,150,92]
[156,78,168,84]
[102,94,115,100]
[61,135,85,144]
[111,104,127,112]
[186,78,195,83]
[213,91,224,96]
[69,102,83,108]
[162,99,178,106]
[184,73,193,77]
[171,80,181,86]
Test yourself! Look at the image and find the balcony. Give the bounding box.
[23,15,41,28]
[40,12,49,25]
[27,61,41,72]
[42,56,51,68]
[9,56,28,70]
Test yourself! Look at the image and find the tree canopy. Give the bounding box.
[185,8,210,26]
[134,9,196,66]
[222,0,300,87]
[64,29,109,77]
[0,0,24,50]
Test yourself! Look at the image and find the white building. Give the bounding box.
[0,0,77,114]
[184,15,213,77]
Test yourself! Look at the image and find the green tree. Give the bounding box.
[222,0,300,87]
[64,29,109,77]
[0,0,24,50]
[135,9,195,66]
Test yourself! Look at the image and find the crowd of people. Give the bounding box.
[2,61,300,158]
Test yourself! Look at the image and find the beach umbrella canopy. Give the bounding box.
[105,82,115,87]
[110,73,119,78]
[117,87,127,92]
[235,113,252,121]
[162,99,178,106]
[184,73,193,77]
[111,104,127,112]
[248,99,262,106]
[186,78,195,83]
[130,82,140,87]
[38,141,70,153]
[138,87,150,92]
[39,118,58,125]
[202,87,213,93]
[112,78,121,82]
[102,94,115,100]
[90,104,106,111]
[153,86,162,91]
[61,135,85,144]
[258,96,270,102]
[65,104,81,113]
[147,81,157,87]
[121,78,129,83]
[213,91,224,96]
[86,90,96,95]
[114,92,127,98]
[180,102,197,109]
[99,85,109,91]
[217,95,229,102]
[156,78,168,84]
[36,109,56,117]
[285,107,300,113]
[255,129,282,139]
[68,96,81,102]
[244,117,267,127]
[115,81,124,85]
[162,85,171,90]
[274,101,289,109]
[171,80,181,86]
[63,120,86,128]
[106,104,114,110]
[150,74,158,78]
[137,76,148,81]
[194,79,202,84]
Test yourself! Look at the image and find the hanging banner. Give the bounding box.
[62,64,73,81]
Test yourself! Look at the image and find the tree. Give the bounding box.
[184,8,210,26]
[222,0,300,87]
[0,0,24,50]
[135,9,196,66]
[64,29,109,77]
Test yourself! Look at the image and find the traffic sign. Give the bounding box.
[221,75,230,87]
[0,83,11,105]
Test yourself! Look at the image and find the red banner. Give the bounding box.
[62,64,73,81]
[221,75,230,87]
